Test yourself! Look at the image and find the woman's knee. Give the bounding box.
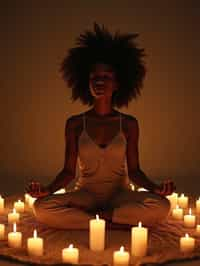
[156,195,171,220]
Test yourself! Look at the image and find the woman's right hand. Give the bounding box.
[25,180,50,198]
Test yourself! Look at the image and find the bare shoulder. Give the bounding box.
[64,113,84,136]
[120,112,139,138]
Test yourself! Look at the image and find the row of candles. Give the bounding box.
[0,189,200,265]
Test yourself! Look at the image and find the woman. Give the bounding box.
[26,23,175,229]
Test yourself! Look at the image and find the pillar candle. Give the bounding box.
[196,197,200,214]
[180,233,195,252]
[8,208,20,224]
[178,193,188,209]
[0,195,5,214]
[27,229,43,256]
[113,246,130,266]
[184,208,196,228]
[14,199,25,213]
[8,223,22,248]
[166,192,178,210]
[89,214,105,251]
[62,244,79,264]
[172,205,183,220]
[131,221,148,257]
[0,224,5,240]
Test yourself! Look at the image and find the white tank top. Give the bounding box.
[75,112,130,204]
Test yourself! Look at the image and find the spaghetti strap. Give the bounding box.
[119,113,122,132]
[83,113,86,131]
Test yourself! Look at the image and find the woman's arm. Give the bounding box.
[126,116,174,194]
[46,116,78,194]
[26,116,78,197]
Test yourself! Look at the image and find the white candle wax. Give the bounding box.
[178,193,188,209]
[27,229,43,257]
[180,233,195,252]
[14,199,25,213]
[196,225,200,235]
[89,214,105,251]
[196,197,200,214]
[113,246,130,266]
[8,223,22,248]
[184,208,196,228]
[0,224,5,240]
[0,195,5,214]
[62,244,79,264]
[8,208,20,224]
[172,205,183,220]
[131,221,148,257]
[166,192,178,210]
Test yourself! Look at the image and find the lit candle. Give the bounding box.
[180,233,195,252]
[131,221,148,257]
[14,199,25,213]
[172,205,183,220]
[27,229,43,256]
[8,223,22,248]
[196,197,200,214]
[196,225,200,235]
[184,208,196,228]
[113,246,130,266]
[178,194,188,209]
[8,208,20,224]
[0,195,5,214]
[62,244,79,264]
[166,192,178,210]
[89,214,105,251]
[0,224,5,240]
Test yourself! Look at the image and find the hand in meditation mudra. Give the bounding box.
[26,23,176,229]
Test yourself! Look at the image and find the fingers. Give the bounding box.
[161,179,175,196]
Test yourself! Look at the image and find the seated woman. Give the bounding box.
[26,23,175,229]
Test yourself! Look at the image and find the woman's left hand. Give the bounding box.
[154,179,176,196]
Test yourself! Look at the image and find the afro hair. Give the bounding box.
[60,23,147,108]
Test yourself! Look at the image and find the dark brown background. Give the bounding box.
[0,1,199,196]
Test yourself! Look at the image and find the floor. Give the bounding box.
[0,259,200,265]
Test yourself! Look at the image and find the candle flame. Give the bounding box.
[176,204,179,209]
[189,208,192,215]
[13,223,16,233]
[69,244,73,249]
[33,229,37,238]
[199,197,200,201]
[181,193,184,197]
[120,246,124,252]
[96,214,99,220]
[18,199,21,203]
[138,221,142,228]
[13,208,16,213]
[0,195,2,198]
[185,233,189,238]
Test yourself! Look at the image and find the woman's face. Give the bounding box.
[89,63,118,99]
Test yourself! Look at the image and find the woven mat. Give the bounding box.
[1,193,200,266]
